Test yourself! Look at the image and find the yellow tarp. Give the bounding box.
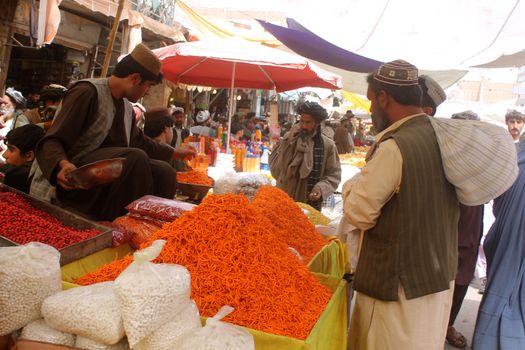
[341,90,371,112]
[308,239,349,279]
[61,245,347,350]
[177,0,281,47]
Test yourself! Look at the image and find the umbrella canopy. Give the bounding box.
[152,38,342,92]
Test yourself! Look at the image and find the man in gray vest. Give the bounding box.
[344,60,459,349]
[34,44,195,221]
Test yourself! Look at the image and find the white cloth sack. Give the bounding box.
[428,117,518,205]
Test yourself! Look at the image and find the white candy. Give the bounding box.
[178,306,254,350]
[76,336,130,350]
[114,240,191,348]
[0,243,61,335]
[134,301,201,350]
[20,319,75,346]
[42,282,124,345]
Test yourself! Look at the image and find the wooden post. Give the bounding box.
[101,0,125,77]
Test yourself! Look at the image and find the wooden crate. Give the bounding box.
[0,184,112,265]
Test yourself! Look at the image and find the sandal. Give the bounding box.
[446,326,467,348]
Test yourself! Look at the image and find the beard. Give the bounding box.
[0,105,15,120]
[371,107,390,133]
[300,127,316,138]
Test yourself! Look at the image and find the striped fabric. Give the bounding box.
[428,117,518,205]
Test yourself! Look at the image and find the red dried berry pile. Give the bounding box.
[0,192,101,249]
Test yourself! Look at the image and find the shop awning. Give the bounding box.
[258,19,382,73]
[259,19,467,94]
[61,0,186,42]
[174,0,280,46]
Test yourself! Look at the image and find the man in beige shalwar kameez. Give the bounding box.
[344,60,458,350]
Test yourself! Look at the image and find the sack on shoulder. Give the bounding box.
[429,117,518,205]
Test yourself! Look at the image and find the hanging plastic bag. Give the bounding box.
[0,243,61,335]
[114,240,192,348]
[178,306,254,350]
[42,281,125,345]
[20,319,75,346]
[134,301,201,350]
[429,117,518,205]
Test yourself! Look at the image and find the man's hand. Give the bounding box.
[308,185,322,202]
[56,160,77,190]
[172,145,196,160]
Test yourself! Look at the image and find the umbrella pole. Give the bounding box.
[226,62,236,154]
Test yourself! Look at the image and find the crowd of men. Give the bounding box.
[1,43,525,349]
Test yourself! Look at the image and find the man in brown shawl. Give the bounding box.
[270,101,341,209]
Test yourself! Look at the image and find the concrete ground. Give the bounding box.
[444,285,483,350]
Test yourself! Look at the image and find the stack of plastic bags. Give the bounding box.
[8,240,254,350]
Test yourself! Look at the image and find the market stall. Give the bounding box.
[0,183,349,350]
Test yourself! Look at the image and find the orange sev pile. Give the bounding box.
[250,186,327,264]
[176,170,213,186]
[74,193,332,339]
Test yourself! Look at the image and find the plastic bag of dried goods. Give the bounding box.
[236,174,270,199]
[0,242,61,335]
[114,240,192,348]
[127,212,168,228]
[125,195,195,222]
[42,281,124,345]
[213,171,239,195]
[75,336,129,350]
[97,221,133,247]
[178,306,254,350]
[113,214,160,249]
[134,301,201,350]
[20,319,75,346]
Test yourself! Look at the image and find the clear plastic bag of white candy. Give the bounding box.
[0,242,61,335]
[20,319,75,346]
[134,300,201,350]
[75,336,130,350]
[113,240,192,348]
[41,281,124,345]
[178,306,254,350]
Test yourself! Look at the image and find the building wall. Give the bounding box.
[0,0,18,92]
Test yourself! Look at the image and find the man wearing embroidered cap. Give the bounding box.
[343,60,459,349]
[33,43,195,221]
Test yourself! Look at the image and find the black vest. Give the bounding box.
[353,116,459,301]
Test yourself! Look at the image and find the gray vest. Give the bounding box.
[30,78,133,202]
[353,116,459,301]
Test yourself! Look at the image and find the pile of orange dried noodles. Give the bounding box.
[251,186,327,264]
[74,194,332,340]
[176,170,213,186]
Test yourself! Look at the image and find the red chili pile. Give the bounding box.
[0,192,101,249]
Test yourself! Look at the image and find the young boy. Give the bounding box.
[0,124,45,193]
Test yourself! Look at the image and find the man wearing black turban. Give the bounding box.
[269,101,341,209]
